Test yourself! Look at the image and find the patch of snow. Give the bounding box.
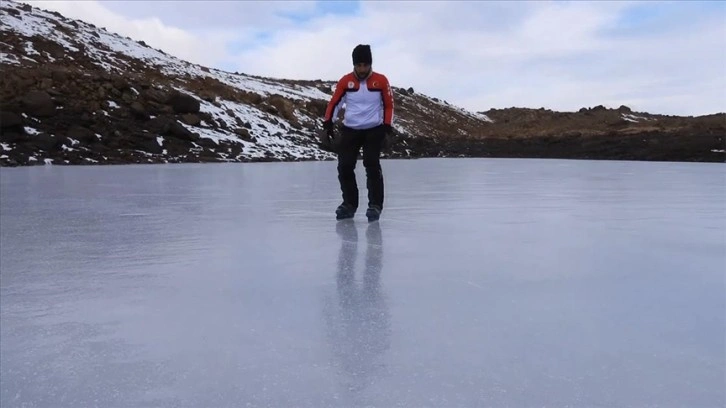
[107,100,120,109]
[2,4,80,53]
[157,136,164,146]
[85,158,99,163]
[28,156,37,162]
[711,149,725,153]
[1,143,12,151]
[95,133,103,139]
[475,112,495,123]
[61,144,75,152]
[0,52,20,64]
[0,155,8,159]
[44,158,53,165]
[24,41,39,56]
[24,126,40,135]
[623,113,651,122]
[132,150,153,157]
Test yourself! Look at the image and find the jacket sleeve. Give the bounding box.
[324,76,347,122]
[382,75,394,125]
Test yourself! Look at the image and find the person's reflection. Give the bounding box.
[324,220,390,402]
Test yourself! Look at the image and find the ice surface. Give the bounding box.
[1,158,724,408]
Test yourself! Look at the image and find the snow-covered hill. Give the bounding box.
[0,0,494,165]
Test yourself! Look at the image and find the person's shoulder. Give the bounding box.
[370,71,389,82]
[337,72,357,83]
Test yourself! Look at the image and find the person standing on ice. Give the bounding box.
[322,44,394,222]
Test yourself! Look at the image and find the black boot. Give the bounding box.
[336,203,356,220]
[366,205,381,222]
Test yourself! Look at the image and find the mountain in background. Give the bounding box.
[1,1,724,166]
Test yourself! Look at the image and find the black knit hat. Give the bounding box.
[352,44,372,64]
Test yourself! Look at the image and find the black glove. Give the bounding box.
[382,124,393,150]
[323,120,334,136]
[383,124,393,136]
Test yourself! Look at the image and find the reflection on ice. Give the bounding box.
[323,221,390,401]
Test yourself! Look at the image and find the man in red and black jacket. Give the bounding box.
[322,44,394,222]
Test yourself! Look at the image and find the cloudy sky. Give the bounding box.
[24,0,726,116]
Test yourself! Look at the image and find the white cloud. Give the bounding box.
[21,0,314,67]
[18,0,726,116]
[23,0,232,66]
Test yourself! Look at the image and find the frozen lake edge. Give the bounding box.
[1,157,725,407]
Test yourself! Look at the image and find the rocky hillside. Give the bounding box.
[1,0,724,166]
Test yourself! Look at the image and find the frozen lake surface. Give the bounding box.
[1,158,724,408]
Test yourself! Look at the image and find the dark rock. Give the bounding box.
[181,114,201,126]
[618,105,632,113]
[27,133,61,151]
[240,91,263,105]
[66,125,96,144]
[305,99,327,117]
[165,119,196,140]
[113,78,131,92]
[121,91,135,104]
[143,89,169,104]
[21,91,56,117]
[267,94,297,123]
[135,133,163,154]
[167,92,200,114]
[1,111,24,130]
[196,137,217,149]
[163,138,194,156]
[130,102,149,120]
[41,40,66,59]
[198,90,216,102]
[234,128,251,141]
[1,131,26,144]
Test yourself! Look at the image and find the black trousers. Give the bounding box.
[337,124,385,210]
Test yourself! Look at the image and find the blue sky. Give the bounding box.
[287,0,361,21]
[23,0,726,116]
[604,1,726,35]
